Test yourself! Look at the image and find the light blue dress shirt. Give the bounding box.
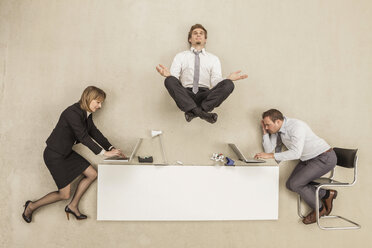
[263,117,331,162]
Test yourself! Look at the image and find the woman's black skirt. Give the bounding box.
[43,147,90,189]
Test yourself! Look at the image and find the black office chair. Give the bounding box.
[297,147,361,230]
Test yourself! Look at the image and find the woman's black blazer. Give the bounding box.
[46,102,112,156]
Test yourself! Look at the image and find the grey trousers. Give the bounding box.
[286,149,337,210]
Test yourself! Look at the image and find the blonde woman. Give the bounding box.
[22,86,124,222]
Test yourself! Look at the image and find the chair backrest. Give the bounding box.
[333,147,358,168]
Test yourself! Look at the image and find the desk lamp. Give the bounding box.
[151,130,168,164]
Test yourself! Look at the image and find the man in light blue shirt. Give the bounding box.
[254,109,338,225]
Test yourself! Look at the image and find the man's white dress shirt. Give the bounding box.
[170,47,224,89]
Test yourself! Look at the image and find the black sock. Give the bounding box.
[191,107,202,116]
[322,190,330,199]
[319,205,324,212]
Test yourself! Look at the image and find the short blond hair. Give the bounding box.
[79,86,106,112]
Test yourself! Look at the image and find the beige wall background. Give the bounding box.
[1,0,371,247]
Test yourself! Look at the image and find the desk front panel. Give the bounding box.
[97,165,279,221]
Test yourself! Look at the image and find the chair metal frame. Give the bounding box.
[297,149,361,230]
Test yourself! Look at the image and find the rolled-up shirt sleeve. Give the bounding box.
[274,125,306,161]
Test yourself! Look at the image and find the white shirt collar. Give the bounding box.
[279,117,287,134]
[190,47,206,55]
[87,111,92,118]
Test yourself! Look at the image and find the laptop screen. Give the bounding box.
[228,143,248,161]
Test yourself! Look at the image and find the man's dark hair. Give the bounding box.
[262,109,284,122]
[188,24,208,44]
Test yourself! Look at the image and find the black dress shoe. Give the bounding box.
[199,111,218,124]
[65,205,87,220]
[22,200,32,223]
[185,112,196,122]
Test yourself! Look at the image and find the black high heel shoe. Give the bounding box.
[22,200,33,223]
[65,205,87,220]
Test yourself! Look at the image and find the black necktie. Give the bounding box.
[275,132,282,153]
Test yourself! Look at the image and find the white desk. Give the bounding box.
[97,164,279,221]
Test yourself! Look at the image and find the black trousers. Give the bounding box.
[164,76,234,113]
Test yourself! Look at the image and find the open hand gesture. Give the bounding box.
[227,70,248,81]
[156,64,171,77]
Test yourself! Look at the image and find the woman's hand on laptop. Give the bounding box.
[104,149,124,158]
[117,150,127,158]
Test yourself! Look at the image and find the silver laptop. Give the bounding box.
[104,138,143,162]
[228,143,265,163]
